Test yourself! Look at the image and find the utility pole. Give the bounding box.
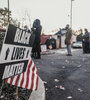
[70,0,75,29]
[7,0,10,23]
[70,0,72,29]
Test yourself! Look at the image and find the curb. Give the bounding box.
[28,77,45,100]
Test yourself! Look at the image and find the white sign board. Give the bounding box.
[0,24,35,80]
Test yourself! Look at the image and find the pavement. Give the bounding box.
[33,48,90,100]
[29,77,45,100]
[28,48,90,100]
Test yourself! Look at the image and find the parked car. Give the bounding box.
[72,41,82,48]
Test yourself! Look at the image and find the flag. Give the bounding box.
[5,58,39,90]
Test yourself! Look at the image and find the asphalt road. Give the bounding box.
[33,48,90,100]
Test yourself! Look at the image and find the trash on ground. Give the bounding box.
[78,88,83,92]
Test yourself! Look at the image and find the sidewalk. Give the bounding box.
[29,77,45,100]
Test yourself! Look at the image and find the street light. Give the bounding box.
[70,0,74,29]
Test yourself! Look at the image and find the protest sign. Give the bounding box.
[0,24,34,80]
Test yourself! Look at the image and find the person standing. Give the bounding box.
[82,28,89,53]
[65,24,72,56]
[32,19,42,59]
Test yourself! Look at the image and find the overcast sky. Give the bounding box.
[0,0,90,32]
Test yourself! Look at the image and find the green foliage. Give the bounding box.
[0,32,5,52]
[0,7,20,28]
[0,7,12,27]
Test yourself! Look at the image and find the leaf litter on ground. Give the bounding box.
[55,85,65,90]
[65,60,69,64]
[54,79,59,82]
[67,96,72,99]
[62,66,65,69]
[77,65,81,68]
[45,88,48,91]
[43,81,47,84]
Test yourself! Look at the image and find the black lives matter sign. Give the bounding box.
[0,24,34,80]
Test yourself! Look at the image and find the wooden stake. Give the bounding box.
[16,87,18,100]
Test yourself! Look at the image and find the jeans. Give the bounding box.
[67,44,72,54]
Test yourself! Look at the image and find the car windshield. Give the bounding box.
[75,42,82,44]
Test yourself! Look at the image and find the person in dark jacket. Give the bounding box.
[31,19,42,59]
[82,28,89,53]
[76,29,83,41]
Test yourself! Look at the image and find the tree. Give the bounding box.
[0,7,20,28]
[0,7,12,27]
